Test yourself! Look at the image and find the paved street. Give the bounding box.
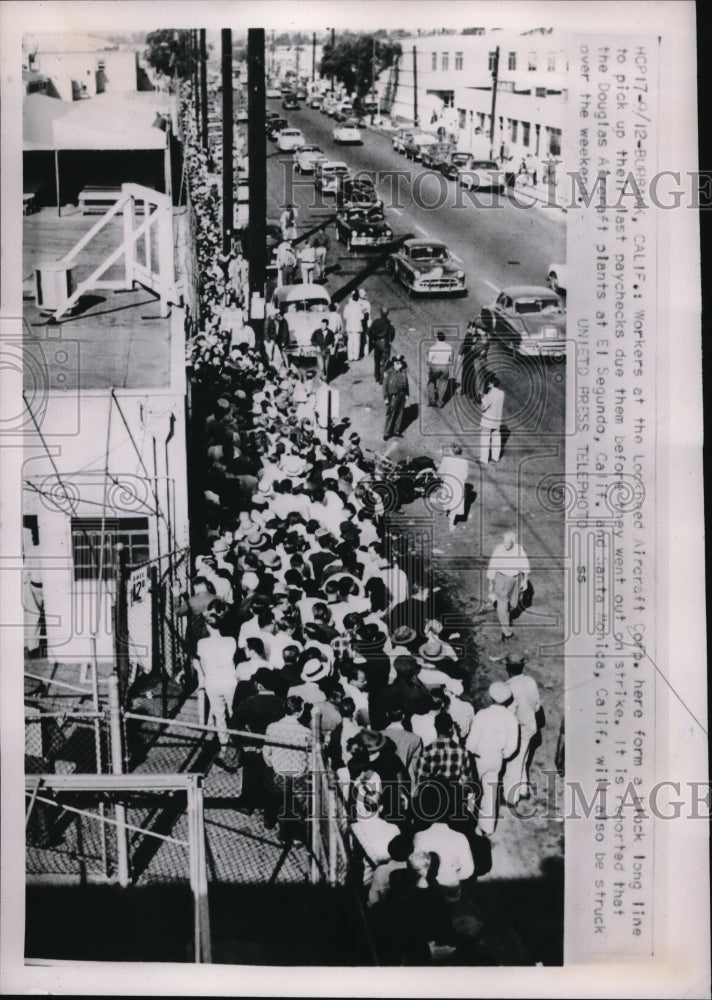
[261,104,566,950]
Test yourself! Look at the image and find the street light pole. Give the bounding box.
[412,45,419,127]
[330,28,335,92]
[312,32,316,84]
[489,45,500,160]
[370,37,376,125]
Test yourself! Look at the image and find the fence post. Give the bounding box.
[91,637,109,876]
[108,675,130,887]
[187,775,212,963]
[310,715,321,884]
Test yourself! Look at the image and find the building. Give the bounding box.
[378,28,567,165]
[23,32,139,102]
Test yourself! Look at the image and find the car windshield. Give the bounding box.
[471,161,498,170]
[514,297,563,315]
[410,245,448,261]
[283,131,301,137]
[451,153,471,164]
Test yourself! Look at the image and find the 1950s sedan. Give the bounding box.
[477,285,566,357]
[386,238,467,296]
[335,206,394,251]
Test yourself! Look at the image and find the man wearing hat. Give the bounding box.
[288,656,331,705]
[233,667,287,810]
[379,655,433,721]
[466,682,520,836]
[382,706,424,786]
[348,729,410,825]
[486,530,530,640]
[382,355,410,441]
[417,639,464,697]
[501,654,542,806]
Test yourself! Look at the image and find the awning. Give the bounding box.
[23,91,171,152]
[23,93,70,151]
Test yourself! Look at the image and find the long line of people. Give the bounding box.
[177,90,544,964]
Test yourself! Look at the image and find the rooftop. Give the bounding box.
[23,208,173,391]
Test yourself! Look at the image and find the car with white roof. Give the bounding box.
[277,128,306,152]
[333,120,362,144]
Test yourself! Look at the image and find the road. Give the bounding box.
[261,103,566,962]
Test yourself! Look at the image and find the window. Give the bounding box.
[441,52,449,71]
[477,112,486,130]
[508,51,517,71]
[547,52,556,72]
[455,52,463,70]
[71,517,149,582]
[509,119,518,143]
[457,107,466,128]
[547,127,562,157]
[488,50,497,72]
[432,52,437,71]
[522,121,531,147]
[97,60,106,71]
[528,51,537,72]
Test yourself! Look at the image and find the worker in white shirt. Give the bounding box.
[502,654,542,804]
[486,530,530,640]
[436,443,470,531]
[466,681,520,836]
[479,372,505,464]
[195,601,238,752]
[426,331,454,408]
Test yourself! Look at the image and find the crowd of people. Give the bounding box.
[176,89,545,964]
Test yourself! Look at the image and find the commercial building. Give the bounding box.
[23,32,141,102]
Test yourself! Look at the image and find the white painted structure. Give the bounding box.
[23,33,139,103]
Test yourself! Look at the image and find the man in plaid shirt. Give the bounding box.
[414,711,474,789]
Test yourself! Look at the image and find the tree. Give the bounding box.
[144,29,196,80]
[319,33,402,99]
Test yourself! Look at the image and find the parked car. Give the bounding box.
[458,160,507,194]
[333,120,362,144]
[420,142,452,171]
[386,238,466,296]
[296,87,308,100]
[266,117,289,140]
[392,128,416,154]
[314,159,351,194]
[335,176,381,211]
[307,93,323,109]
[362,99,378,115]
[546,263,568,294]
[440,150,475,179]
[282,93,300,111]
[335,206,394,251]
[404,133,439,161]
[277,128,306,152]
[266,86,282,99]
[269,283,332,363]
[293,144,324,173]
[478,285,566,357]
[322,97,338,116]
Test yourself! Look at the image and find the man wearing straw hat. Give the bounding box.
[466,681,520,836]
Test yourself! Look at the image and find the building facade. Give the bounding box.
[23,33,139,102]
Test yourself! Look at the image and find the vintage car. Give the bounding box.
[403,132,439,161]
[546,263,568,294]
[277,128,305,152]
[282,93,300,110]
[335,176,381,211]
[420,142,453,171]
[293,144,324,173]
[266,116,289,140]
[386,238,466,296]
[392,128,416,154]
[322,96,338,115]
[266,86,282,99]
[333,119,362,144]
[477,285,567,357]
[458,159,507,194]
[269,283,332,362]
[307,93,323,109]
[335,206,394,251]
[314,159,351,194]
[440,150,476,179]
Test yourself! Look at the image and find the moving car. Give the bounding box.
[420,142,453,171]
[282,93,300,110]
[386,239,466,296]
[440,150,476,179]
[333,120,363,144]
[478,285,566,357]
[404,132,439,161]
[269,283,332,363]
[546,263,568,294]
[335,176,381,211]
[322,97,338,116]
[314,159,351,194]
[458,160,507,194]
[266,86,282,99]
[266,116,288,140]
[277,128,306,152]
[293,144,323,173]
[296,87,308,100]
[307,93,323,109]
[335,205,394,251]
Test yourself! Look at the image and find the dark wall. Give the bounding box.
[23,148,166,207]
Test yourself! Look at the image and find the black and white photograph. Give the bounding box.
[0,1,707,996]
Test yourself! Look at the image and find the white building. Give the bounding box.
[23,33,139,103]
[379,28,567,164]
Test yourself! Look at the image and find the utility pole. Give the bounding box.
[370,37,376,124]
[489,45,500,159]
[192,30,200,136]
[312,32,316,83]
[330,28,335,92]
[412,45,419,127]
[221,28,233,256]
[247,28,266,347]
[199,28,208,151]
